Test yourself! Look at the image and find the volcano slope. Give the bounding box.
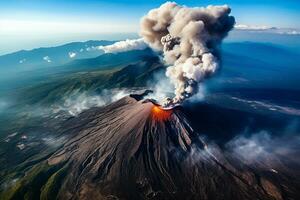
[2,94,300,200]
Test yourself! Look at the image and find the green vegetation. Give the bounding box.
[18,55,163,106]
[0,50,163,200]
[0,162,68,200]
[40,164,69,200]
[19,69,117,105]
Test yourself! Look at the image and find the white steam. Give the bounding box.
[56,93,106,116]
[98,38,147,53]
[144,72,175,103]
[226,130,300,166]
[140,2,235,104]
[183,128,300,171]
[52,89,130,116]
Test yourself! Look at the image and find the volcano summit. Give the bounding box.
[3,92,299,200]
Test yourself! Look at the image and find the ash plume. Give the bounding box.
[140,2,235,104]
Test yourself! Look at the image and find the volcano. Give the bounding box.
[3,92,300,200]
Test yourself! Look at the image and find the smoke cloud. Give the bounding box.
[140,2,235,105]
[99,38,147,53]
[55,93,106,116]
[51,89,131,116]
[226,130,300,166]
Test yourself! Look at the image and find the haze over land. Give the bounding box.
[0,1,300,200]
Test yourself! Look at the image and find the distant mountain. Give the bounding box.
[17,50,163,105]
[0,48,160,98]
[1,40,298,74]
[60,48,156,72]
[210,42,300,90]
[0,40,115,72]
[2,41,300,105]
[11,41,300,106]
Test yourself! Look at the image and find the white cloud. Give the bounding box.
[55,93,106,116]
[279,30,300,35]
[19,58,26,64]
[235,24,300,35]
[226,131,300,165]
[68,52,76,58]
[51,89,130,116]
[98,38,147,53]
[43,56,51,63]
[86,46,100,52]
[234,24,276,31]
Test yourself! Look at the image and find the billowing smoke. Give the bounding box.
[99,38,147,53]
[140,2,235,105]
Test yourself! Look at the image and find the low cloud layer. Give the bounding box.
[235,24,300,35]
[226,130,300,166]
[51,89,130,116]
[235,24,276,31]
[55,93,106,116]
[184,126,300,172]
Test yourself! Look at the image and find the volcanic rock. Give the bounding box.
[4,93,300,200]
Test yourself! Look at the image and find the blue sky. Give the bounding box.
[0,0,300,54]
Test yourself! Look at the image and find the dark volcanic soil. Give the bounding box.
[2,94,300,200]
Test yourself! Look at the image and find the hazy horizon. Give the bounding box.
[1,30,300,56]
[1,0,300,55]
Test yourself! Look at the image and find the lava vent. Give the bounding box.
[4,92,298,200]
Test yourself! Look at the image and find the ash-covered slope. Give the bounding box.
[48,96,210,199]
[3,94,299,200]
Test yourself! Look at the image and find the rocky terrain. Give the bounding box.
[2,92,300,200]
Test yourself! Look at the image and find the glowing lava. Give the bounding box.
[151,106,172,120]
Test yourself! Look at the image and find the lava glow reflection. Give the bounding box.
[152,106,171,120]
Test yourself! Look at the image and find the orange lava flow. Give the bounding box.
[151,106,171,121]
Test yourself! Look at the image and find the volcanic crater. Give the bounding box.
[3,92,300,200]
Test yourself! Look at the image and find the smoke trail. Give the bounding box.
[99,38,147,53]
[140,2,235,105]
